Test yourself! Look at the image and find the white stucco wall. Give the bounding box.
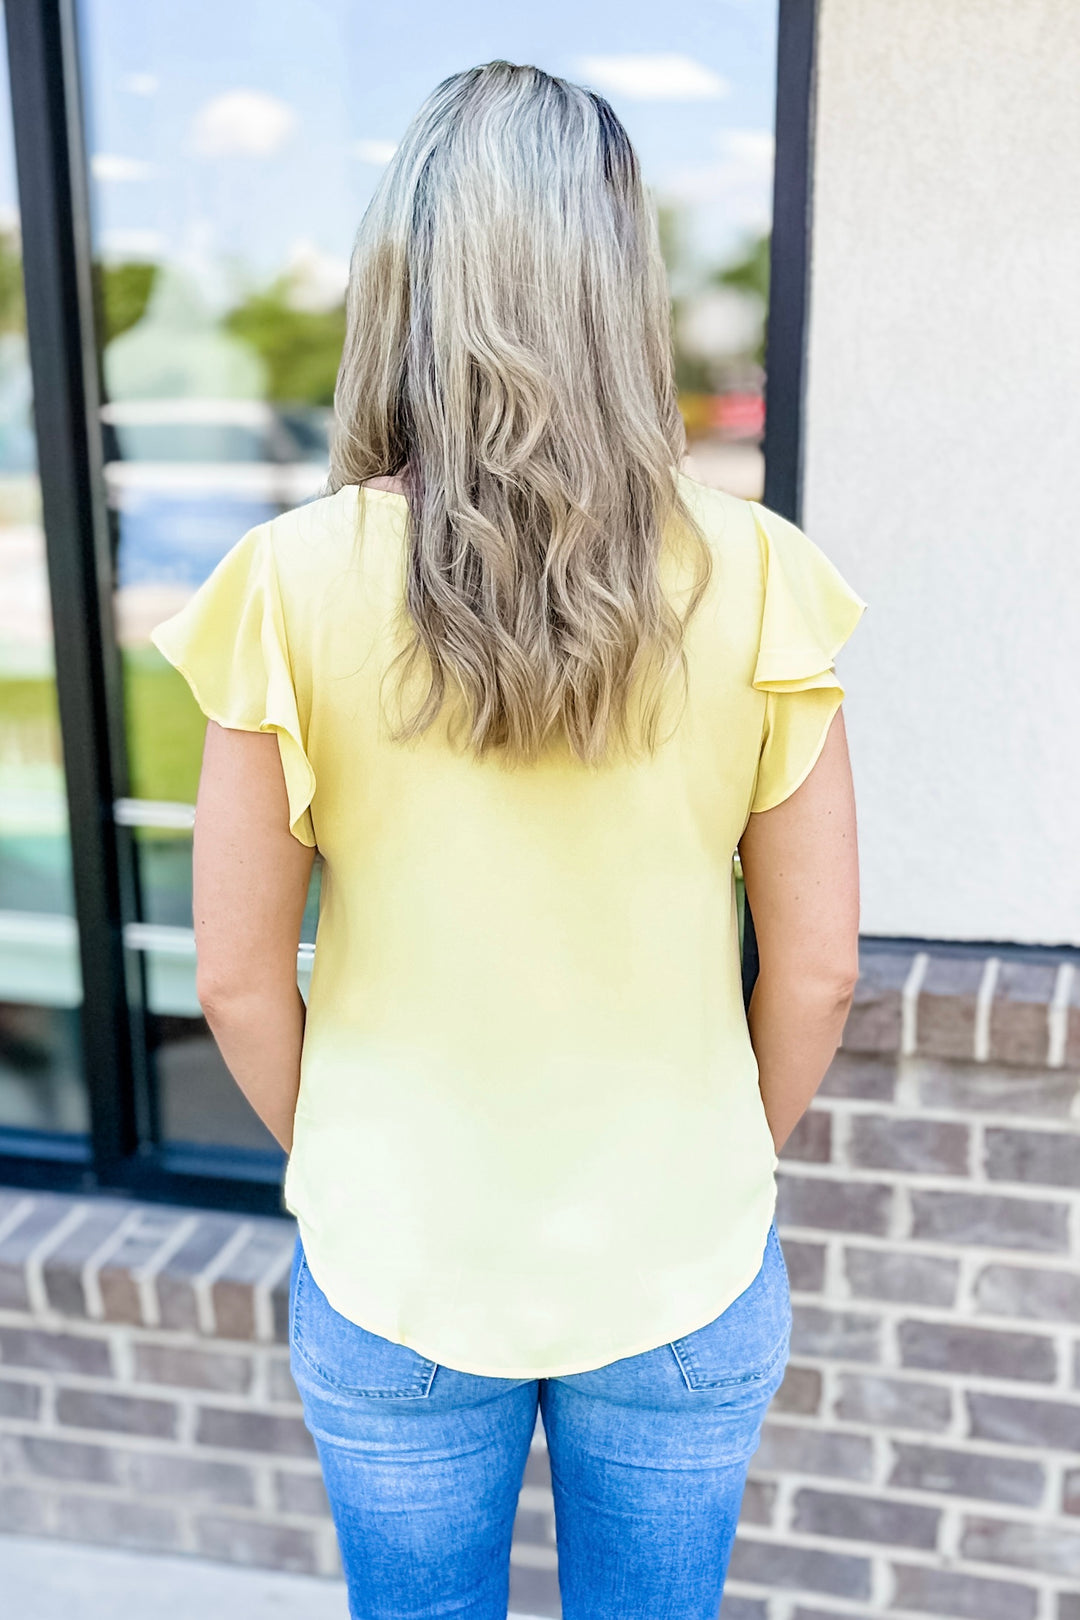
[803,0,1080,944]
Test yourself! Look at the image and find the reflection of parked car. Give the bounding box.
[100,398,331,589]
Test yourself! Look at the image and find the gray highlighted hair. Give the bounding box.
[328,59,712,765]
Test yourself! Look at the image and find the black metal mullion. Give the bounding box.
[743,0,819,1011]
[763,0,819,527]
[3,0,144,1179]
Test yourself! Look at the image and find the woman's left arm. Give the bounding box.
[191,720,317,1152]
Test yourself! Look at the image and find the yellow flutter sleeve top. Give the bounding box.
[150,470,867,1378]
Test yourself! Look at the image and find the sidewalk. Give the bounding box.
[0,1533,548,1620]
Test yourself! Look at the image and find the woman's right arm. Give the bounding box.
[737,707,861,1155]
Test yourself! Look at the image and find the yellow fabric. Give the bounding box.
[150,471,866,1377]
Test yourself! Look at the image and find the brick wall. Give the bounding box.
[0,940,1078,1618]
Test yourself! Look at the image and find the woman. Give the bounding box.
[152,59,865,1620]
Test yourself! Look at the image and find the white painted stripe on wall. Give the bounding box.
[23,1203,91,1315]
[1048,961,1075,1068]
[901,951,930,1056]
[194,1221,255,1337]
[973,955,1000,1062]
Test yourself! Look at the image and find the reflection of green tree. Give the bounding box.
[224,278,345,406]
[714,233,770,306]
[98,260,158,344]
[97,260,345,406]
[0,227,26,334]
[713,232,770,367]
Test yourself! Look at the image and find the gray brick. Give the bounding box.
[791,1611,878,1620]
[1059,1596,1080,1620]
[909,1189,1069,1252]
[753,1422,874,1481]
[898,1320,1057,1382]
[820,1051,897,1100]
[976,1262,1080,1323]
[915,1059,1079,1120]
[132,1342,253,1394]
[781,1109,832,1163]
[0,1482,48,1533]
[42,1200,135,1316]
[968,1392,1080,1453]
[848,1114,969,1175]
[917,955,984,1059]
[273,1468,330,1516]
[126,1450,256,1506]
[1,1432,119,1484]
[99,1210,199,1324]
[55,1491,180,1551]
[841,952,909,1057]
[523,1447,551,1489]
[791,1303,881,1362]
[728,1536,872,1599]
[738,1478,776,1525]
[1066,1467,1080,1516]
[844,1245,959,1307]
[990,962,1058,1067]
[154,1216,247,1333]
[719,1598,767,1620]
[0,1377,41,1419]
[56,1387,177,1439]
[834,1373,952,1432]
[0,1195,77,1309]
[267,1354,301,1406]
[196,1405,315,1458]
[194,1513,319,1573]
[777,1174,893,1236]
[0,1324,112,1377]
[890,1560,1037,1619]
[780,1238,827,1294]
[792,1487,939,1548]
[984,1126,1080,1190]
[211,1222,295,1340]
[889,1442,1045,1506]
[773,1364,823,1416]
[960,1516,1080,1578]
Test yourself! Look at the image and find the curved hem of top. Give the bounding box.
[290,1190,780,1381]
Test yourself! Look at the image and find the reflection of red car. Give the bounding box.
[709,392,765,441]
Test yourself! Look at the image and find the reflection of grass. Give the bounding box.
[1,657,205,820]
[0,675,61,732]
[122,648,205,811]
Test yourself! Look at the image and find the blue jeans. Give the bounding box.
[288,1220,791,1620]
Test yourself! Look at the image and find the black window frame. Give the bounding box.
[0,0,818,1212]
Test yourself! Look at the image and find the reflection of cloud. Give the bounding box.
[574,54,729,101]
[191,90,298,158]
[661,128,775,229]
[91,153,157,183]
[284,238,350,312]
[352,138,397,165]
[99,227,167,260]
[123,72,158,97]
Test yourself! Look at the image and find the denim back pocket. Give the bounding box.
[291,1248,438,1398]
[668,1222,792,1392]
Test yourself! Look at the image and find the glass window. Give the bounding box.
[0,13,87,1137]
[77,1,776,1153]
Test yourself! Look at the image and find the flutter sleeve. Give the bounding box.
[747,500,867,815]
[149,521,317,846]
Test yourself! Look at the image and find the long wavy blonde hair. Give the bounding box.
[326,59,712,765]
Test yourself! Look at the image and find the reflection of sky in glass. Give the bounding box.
[0,0,778,299]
